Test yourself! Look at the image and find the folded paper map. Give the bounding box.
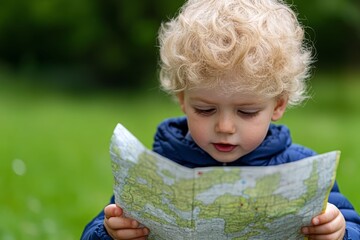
[110,123,339,240]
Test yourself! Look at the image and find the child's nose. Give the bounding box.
[215,114,236,134]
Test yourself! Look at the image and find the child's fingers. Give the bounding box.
[311,203,339,225]
[112,227,149,240]
[104,204,123,219]
[105,216,140,230]
[302,217,342,235]
[304,232,340,240]
[103,204,150,239]
[301,203,345,239]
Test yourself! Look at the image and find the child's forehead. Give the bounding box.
[188,74,262,95]
[186,84,263,99]
[184,87,275,106]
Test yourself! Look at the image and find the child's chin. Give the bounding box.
[212,155,240,164]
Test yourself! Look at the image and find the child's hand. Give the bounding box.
[301,203,345,240]
[104,204,149,240]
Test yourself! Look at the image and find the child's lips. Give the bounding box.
[213,143,237,152]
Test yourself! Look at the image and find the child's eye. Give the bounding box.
[194,108,215,116]
[238,110,259,117]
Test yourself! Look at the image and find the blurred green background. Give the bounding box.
[1,0,359,239]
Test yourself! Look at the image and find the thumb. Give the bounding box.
[104,204,123,219]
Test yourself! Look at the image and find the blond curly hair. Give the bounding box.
[158,0,313,106]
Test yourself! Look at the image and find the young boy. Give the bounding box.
[81,0,360,239]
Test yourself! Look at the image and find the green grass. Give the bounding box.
[0,70,359,239]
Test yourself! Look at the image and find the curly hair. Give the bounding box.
[158,0,313,106]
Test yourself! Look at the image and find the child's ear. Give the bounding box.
[176,92,186,113]
[271,96,288,121]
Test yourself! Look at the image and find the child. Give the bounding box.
[81,0,360,239]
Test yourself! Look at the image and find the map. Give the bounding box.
[110,123,339,240]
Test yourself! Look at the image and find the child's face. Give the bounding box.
[177,87,287,163]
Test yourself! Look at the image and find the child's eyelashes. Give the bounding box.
[237,110,259,117]
[193,107,260,117]
[194,108,216,116]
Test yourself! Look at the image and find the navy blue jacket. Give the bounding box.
[81,117,360,239]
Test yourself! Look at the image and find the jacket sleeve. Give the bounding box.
[328,182,360,240]
[80,195,115,240]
